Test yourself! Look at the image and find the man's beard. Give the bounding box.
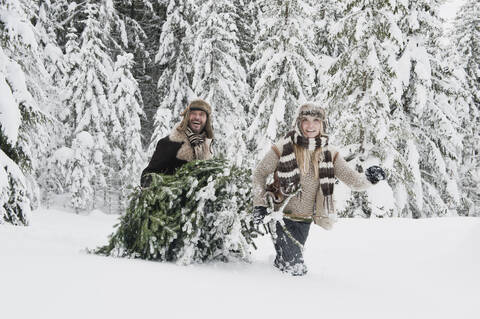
[188,121,205,134]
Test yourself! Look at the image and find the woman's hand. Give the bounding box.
[365,166,386,184]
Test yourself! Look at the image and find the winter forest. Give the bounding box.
[1,0,479,226]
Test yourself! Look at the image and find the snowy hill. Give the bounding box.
[1,209,479,319]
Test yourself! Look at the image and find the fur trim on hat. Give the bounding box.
[178,99,214,139]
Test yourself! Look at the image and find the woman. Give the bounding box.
[252,103,386,276]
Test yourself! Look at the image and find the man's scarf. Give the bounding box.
[185,127,207,159]
[277,131,335,215]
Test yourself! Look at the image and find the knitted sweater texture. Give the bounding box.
[253,138,371,223]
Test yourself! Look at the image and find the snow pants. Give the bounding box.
[272,218,311,275]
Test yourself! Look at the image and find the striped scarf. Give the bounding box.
[277,131,335,215]
[185,127,206,159]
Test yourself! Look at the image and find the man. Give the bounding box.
[141,99,214,187]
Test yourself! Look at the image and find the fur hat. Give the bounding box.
[178,99,214,139]
[294,102,327,135]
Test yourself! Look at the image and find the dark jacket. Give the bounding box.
[141,124,213,187]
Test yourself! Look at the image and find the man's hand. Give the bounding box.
[365,166,386,184]
[252,206,269,225]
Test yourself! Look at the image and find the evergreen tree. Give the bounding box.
[156,0,195,119]
[31,0,69,206]
[61,1,114,212]
[233,0,258,162]
[248,0,316,158]
[324,0,406,217]
[113,0,167,147]
[0,0,49,224]
[0,46,31,225]
[312,0,344,59]
[96,159,257,264]
[398,0,466,217]
[57,26,80,124]
[451,0,480,215]
[109,53,145,211]
[191,0,250,164]
[10,1,57,209]
[33,0,68,83]
[41,146,74,208]
[147,107,172,158]
[233,0,258,86]
[148,0,195,156]
[68,131,96,212]
[45,0,80,48]
[310,0,343,99]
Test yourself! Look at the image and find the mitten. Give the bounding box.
[365,166,386,184]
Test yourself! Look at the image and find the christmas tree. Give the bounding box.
[96,159,258,265]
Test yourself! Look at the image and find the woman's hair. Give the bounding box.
[294,145,323,178]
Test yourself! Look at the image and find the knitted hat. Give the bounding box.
[294,102,327,135]
[178,99,214,139]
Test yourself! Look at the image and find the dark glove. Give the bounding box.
[365,166,386,184]
[252,206,268,225]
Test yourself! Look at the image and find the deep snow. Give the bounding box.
[1,208,479,319]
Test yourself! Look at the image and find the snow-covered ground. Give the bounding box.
[1,209,479,319]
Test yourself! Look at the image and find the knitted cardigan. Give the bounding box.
[253,138,371,229]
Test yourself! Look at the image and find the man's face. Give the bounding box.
[188,110,207,133]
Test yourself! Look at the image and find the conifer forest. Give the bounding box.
[1,0,479,225]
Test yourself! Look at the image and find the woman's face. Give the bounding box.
[300,115,322,138]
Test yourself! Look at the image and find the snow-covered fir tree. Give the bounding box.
[0,0,51,224]
[310,0,344,98]
[312,0,344,59]
[108,53,145,211]
[38,19,78,204]
[44,0,80,48]
[0,44,31,225]
[148,0,195,157]
[233,0,258,86]
[156,0,194,120]
[30,0,70,206]
[233,0,258,158]
[1,0,477,220]
[324,0,406,217]
[112,0,167,147]
[60,1,114,212]
[451,0,480,215]
[8,1,59,208]
[68,131,97,211]
[191,0,250,164]
[33,0,68,84]
[96,159,256,265]
[248,0,316,158]
[397,0,467,217]
[57,26,80,123]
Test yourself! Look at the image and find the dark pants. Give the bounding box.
[272,218,311,274]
